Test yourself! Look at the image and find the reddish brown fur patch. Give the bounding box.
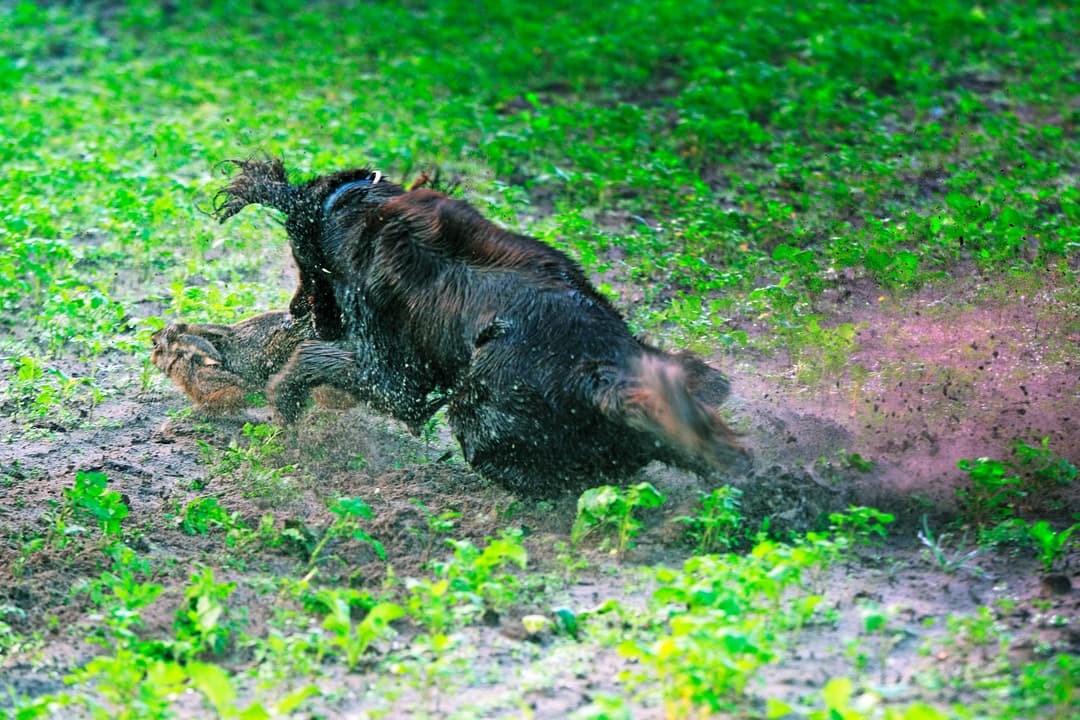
[380,190,619,308]
[624,354,741,467]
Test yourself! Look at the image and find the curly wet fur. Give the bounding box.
[214,159,750,495]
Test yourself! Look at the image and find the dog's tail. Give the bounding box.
[611,353,751,476]
[213,157,301,223]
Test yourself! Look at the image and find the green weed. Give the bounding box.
[1027,521,1079,573]
[675,485,744,554]
[179,496,242,536]
[197,422,301,501]
[315,588,403,670]
[768,677,951,720]
[433,530,529,617]
[44,471,129,549]
[857,603,910,686]
[173,566,241,660]
[306,495,386,571]
[619,537,835,716]
[0,605,44,663]
[1013,437,1078,490]
[828,506,895,548]
[571,482,665,553]
[5,355,102,428]
[956,457,1025,529]
[917,515,987,578]
[408,499,461,562]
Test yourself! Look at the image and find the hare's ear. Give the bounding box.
[153,325,181,346]
[179,333,224,364]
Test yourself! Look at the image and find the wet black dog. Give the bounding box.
[213,158,750,496]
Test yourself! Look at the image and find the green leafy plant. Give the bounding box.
[857,604,909,686]
[618,539,833,716]
[434,530,529,617]
[403,577,456,637]
[571,482,666,553]
[620,610,777,717]
[768,677,951,720]
[45,471,129,548]
[315,588,403,671]
[828,506,895,548]
[408,499,461,562]
[917,515,986,578]
[179,496,242,535]
[0,605,44,663]
[1027,520,1079,573]
[956,457,1025,529]
[197,422,300,501]
[675,485,744,554]
[5,355,103,427]
[173,566,240,660]
[1013,437,1078,488]
[306,496,386,571]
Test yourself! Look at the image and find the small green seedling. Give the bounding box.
[675,485,744,554]
[198,422,299,501]
[68,471,129,539]
[316,588,403,671]
[180,497,241,535]
[917,515,987,578]
[571,482,666,553]
[1027,520,1078,573]
[408,499,461,561]
[956,457,1025,528]
[858,604,909,686]
[173,566,239,660]
[47,471,129,548]
[305,496,386,571]
[1013,437,1078,487]
[829,505,895,547]
[436,530,529,616]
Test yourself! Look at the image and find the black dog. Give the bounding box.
[213,158,750,496]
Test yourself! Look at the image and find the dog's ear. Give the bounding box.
[213,156,297,223]
[408,170,433,192]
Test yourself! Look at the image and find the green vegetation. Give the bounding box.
[1027,520,1079,573]
[571,481,666,553]
[2,0,1077,400]
[675,485,745,554]
[1,0,1077,718]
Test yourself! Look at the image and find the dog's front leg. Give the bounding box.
[268,340,359,424]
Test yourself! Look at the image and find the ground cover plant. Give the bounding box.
[1,0,1078,718]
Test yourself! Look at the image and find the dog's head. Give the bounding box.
[287,168,407,338]
[214,159,408,340]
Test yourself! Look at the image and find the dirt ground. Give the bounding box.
[1,269,1078,717]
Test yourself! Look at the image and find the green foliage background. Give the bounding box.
[2,0,1077,371]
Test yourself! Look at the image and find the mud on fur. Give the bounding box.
[212,157,751,496]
